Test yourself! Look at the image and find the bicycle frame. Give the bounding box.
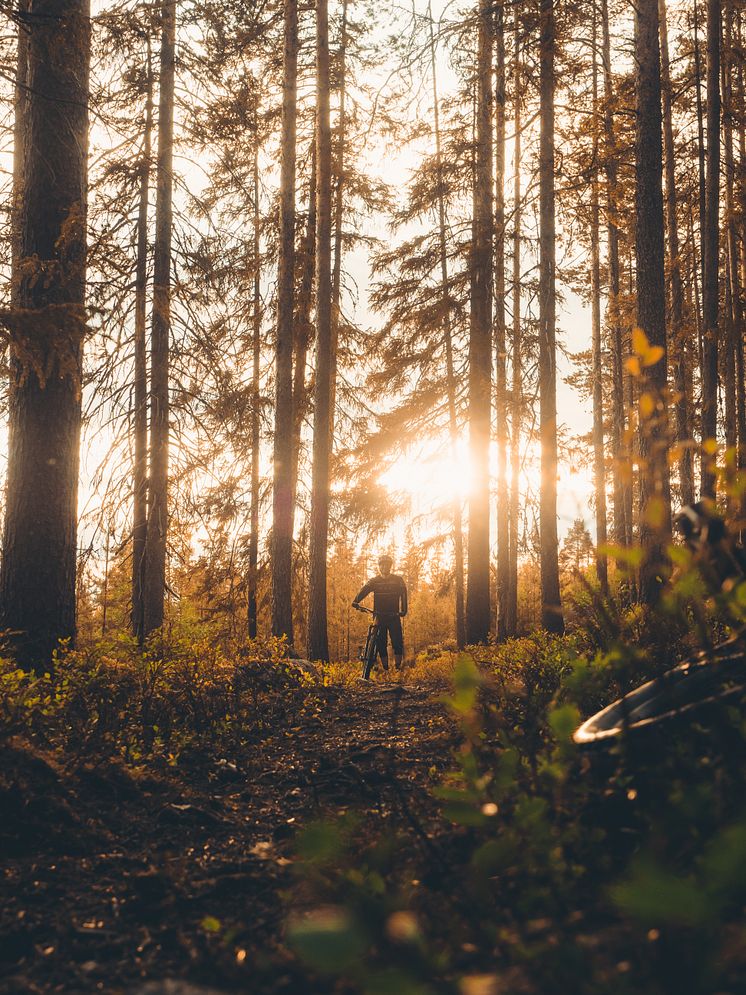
[354,604,379,680]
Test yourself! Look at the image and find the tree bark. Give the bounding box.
[494,0,510,636]
[635,0,671,604]
[329,0,348,437]
[465,0,493,646]
[700,0,721,498]
[694,0,708,342]
[132,41,153,644]
[11,1,29,311]
[307,0,333,662]
[248,89,262,640]
[590,2,608,593]
[538,0,563,633]
[429,2,465,648]
[506,5,521,637]
[0,0,90,670]
[659,0,694,508]
[290,146,317,515]
[271,0,298,647]
[143,0,176,637]
[600,0,630,555]
[722,3,745,505]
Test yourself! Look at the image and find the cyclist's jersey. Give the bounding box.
[353,573,408,616]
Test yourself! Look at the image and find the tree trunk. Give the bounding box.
[271,0,298,647]
[700,0,721,498]
[506,5,521,637]
[248,90,262,640]
[694,0,708,342]
[465,0,493,646]
[329,0,348,437]
[538,0,563,633]
[429,2,465,648]
[659,0,694,508]
[601,0,630,555]
[494,0,510,636]
[11,2,29,311]
[290,146,317,515]
[143,0,176,637]
[307,0,333,662]
[590,3,608,593]
[0,0,90,670]
[132,42,153,644]
[723,3,745,507]
[635,0,671,604]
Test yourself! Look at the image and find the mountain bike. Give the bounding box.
[354,605,405,681]
[354,604,380,680]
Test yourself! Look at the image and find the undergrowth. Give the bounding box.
[0,620,314,764]
[287,544,746,995]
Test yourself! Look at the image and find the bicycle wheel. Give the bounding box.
[361,624,379,680]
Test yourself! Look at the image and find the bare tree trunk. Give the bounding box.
[429,3,465,648]
[307,0,333,662]
[506,6,521,637]
[601,0,630,556]
[635,0,671,605]
[143,0,176,637]
[329,0,348,436]
[723,3,745,508]
[132,42,153,644]
[0,0,90,670]
[11,1,29,311]
[700,0,721,498]
[538,0,563,633]
[694,0,708,337]
[290,146,317,515]
[590,2,608,593]
[271,0,298,647]
[248,91,262,640]
[494,0,510,636]
[465,0,493,646]
[660,0,694,508]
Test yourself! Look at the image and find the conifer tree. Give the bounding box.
[635,0,671,604]
[307,0,334,662]
[465,0,494,646]
[0,0,91,669]
[272,0,299,647]
[143,0,177,636]
[538,0,563,633]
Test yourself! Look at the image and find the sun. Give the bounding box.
[377,437,599,550]
[378,439,473,512]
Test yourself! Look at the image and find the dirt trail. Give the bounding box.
[0,682,457,994]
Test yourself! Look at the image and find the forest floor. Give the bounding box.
[1,674,459,995]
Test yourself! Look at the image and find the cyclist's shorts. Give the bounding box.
[376,615,403,656]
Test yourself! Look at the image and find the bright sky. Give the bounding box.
[345,0,595,560]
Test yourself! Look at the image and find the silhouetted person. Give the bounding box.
[352,554,408,672]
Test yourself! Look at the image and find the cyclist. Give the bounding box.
[352,554,408,673]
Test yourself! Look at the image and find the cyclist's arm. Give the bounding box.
[352,580,374,606]
[400,580,408,616]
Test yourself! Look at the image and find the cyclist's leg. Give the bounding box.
[390,616,404,670]
[375,619,389,671]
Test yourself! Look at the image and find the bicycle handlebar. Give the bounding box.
[352,604,404,617]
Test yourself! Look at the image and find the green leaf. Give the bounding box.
[612,859,712,927]
[288,907,367,972]
[548,704,580,744]
[445,654,481,714]
[296,821,344,864]
[442,799,487,828]
[201,915,221,933]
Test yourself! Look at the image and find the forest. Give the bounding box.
[2,0,746,992]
